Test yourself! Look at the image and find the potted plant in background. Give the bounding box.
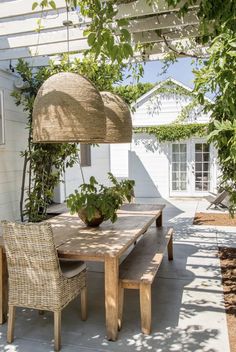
[66,173,135,227]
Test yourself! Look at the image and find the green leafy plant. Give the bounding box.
[66,173,135,226]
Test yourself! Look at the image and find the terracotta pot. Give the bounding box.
[78,208,104,227]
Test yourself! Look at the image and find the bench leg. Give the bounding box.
[140,283,151,335]
[156,211,162,227]
[7,305,15,343]
[168,234,173,261]
[80,286,88,321]
[118,283,124,330]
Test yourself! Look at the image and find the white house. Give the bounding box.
[0,69,28,221]
[57,78,218,201]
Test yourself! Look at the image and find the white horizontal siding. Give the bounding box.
[130,133,170,197]
[56,144,111,202]
[132,93,210,127]
[0,70,27,221]
[110,143,130,178]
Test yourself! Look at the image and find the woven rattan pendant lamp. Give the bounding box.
[99,91,132,143]
[32,72,106,143]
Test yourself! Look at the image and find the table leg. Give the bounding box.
[104,256,119,341]
[0,247,8,324]
[156,211,162,227]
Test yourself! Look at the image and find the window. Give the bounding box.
[0,90,5,145]
[195,143,210,191]
[171,143,187,191]
[80,144,91,167]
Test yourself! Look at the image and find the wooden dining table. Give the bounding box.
[0,203,165,341]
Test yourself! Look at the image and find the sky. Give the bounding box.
[123,57,200,90]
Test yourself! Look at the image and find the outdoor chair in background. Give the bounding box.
[205,190,229,210]
[1,221,88,351]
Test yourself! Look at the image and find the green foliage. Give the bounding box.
[12,56,125,222]
[194,28,236,214]
[114,79,197,111]
[162,0,236,41]
[47,54,126,90]
[135,123,208,142]
[114,82,154,105]
[66,173,135,224]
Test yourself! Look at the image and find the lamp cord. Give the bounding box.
[65,3,85,184]
[66,3,70,66]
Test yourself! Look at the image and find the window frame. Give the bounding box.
[80,143,91,167]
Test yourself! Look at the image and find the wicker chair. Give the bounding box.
[1,221,87,351]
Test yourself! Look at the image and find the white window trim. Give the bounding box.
[0,90,5,145]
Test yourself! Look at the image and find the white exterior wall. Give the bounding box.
[55,144,111,202]
[110,143,130,178]
[129,134,218,198]
[0,70,27,220]
[132,93,210,127]
[129,133,170,197]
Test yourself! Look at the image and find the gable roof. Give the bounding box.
[131,77,212,108]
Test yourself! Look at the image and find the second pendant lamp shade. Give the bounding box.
[100,91,132,143]
[32,72,106,143]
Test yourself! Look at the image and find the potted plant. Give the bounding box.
[66,173,135,227]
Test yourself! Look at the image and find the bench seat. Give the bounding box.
[119,226,174,334]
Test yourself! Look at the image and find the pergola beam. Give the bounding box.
[133,26,199,44]
[0,27,84,50]
[116,0,199,19]
[0,9,80,37]
[128,10,199,33]
[0,38,88,61]
[0,0,66,19]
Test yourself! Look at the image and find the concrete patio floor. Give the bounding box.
[0,198,235,352]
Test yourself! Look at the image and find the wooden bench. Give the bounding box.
[119,226,174,334]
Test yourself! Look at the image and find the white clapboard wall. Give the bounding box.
[0,69,27,221]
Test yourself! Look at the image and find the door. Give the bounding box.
[170,143,189,196]
[190,141,211,196]
[170,140,215,196]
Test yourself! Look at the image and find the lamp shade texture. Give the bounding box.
[32,72,106,143]
[100,91,132,143]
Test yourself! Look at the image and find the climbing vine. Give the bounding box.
[134,123,208,143]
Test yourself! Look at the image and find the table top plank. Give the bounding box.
[49,204,165,259]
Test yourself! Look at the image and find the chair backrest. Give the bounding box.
[1,221,61,308]
[213,190,228,205]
